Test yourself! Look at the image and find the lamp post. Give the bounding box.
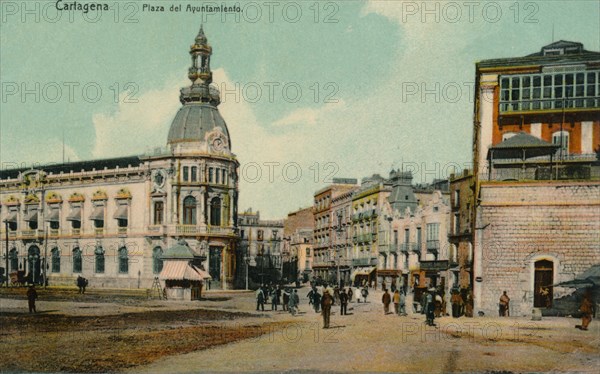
[335,214,345,287]
[4,220,9,287]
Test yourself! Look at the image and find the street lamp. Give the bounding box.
[335,214,345,287]
[4,220,9,287]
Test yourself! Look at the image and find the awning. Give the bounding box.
[192,265,212,280]
[113,205,128,220]
[5,211,17,223]
[351,266,376,280]
[24,209,38,222]
[46,209,60,223]
[89,206,104,221]
[66,207,81,221]
[159,261,206,282]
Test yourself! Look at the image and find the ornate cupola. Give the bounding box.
[167,26,231,154]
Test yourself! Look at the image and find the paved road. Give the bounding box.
[133,286,600,373]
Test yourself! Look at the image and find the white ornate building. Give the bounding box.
[0,26,240,290]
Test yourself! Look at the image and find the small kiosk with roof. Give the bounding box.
[159,239,211,300]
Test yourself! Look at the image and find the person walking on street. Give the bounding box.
[425,291,436,326]
[282,288,290,311]
[382,289,392,314]
[393,290,400,315]
[499,291,510,317]
[355,287,362,303]
[361,286,369,303]
[399,290,407,316]
[576,288,594,331]
[339,288,349,315]
[313,290,322,313]
[270,288,280,311]
[288,289,300,315]
[347,287,353,303]
[321,289,334,328]
[256,287,265,311]
[307,287,315,307]
[27,285,38,313]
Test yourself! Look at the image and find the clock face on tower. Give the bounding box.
[209,132,227,153]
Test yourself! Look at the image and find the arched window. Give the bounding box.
[73,248,82,273]
[153,247,163,274]
[552,131,569,155]
[9,248,18,271]
[210,197,221,226]
[51,247,60,273]
[95,247,105,273]
[118,247,128,274]
[183,196,197,225]
[27,246,41,284]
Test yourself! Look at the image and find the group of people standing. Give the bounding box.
[381,289,407,316]
[256,285,301,315]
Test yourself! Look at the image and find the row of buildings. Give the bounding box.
[1,25,598,315]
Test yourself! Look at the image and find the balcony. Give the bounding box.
[352,257,377,266]
[147,225,164,236]
[117,227,128,235]
[427,240,440,254]
[49,229,60,238]
[353,233,374,244]
[171,225,235,237]
[20,229,43,239]
[94,228,105,236]
[389,244,398,253]
[400,243,411,253]
[71,228,81,236]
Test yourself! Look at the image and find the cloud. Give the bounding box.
[91,76,186,159]
[272,100,346,127]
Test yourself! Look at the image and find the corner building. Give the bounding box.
[0,26,240,290]
[471,41,600,316]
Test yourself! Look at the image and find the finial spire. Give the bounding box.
[179,25,220,106]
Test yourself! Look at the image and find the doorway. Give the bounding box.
[534,260,553,308]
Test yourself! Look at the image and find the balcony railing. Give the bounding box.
[117,227,128,235]
[49,229,60,237]
[488,164,598,182]
[352,257,377,266]
[427,240,440,254]
[389,244,398,252]
[95,228,105,236]
[20,229,43,238]
[71,228,81,236]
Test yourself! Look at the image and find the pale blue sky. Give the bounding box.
[1,1,599,218]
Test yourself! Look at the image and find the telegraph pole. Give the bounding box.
[4,221,9,287]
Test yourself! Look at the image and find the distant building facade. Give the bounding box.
[237,209,283,287]
[282,207,314,282]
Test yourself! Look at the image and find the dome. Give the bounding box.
[167,103,230,147]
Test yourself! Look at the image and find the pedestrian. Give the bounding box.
[321,289,334,328]
[355,287,362,303]
[576,288,594,331]
[270,288,279,311]
[307,287,315,306]
[420,292,428,314]
[27,285,38,313]
[288,289,300,315]
[339,288,348,315]
[282,288,290,311]
[425,291,436,326]
[393,290,400,315]
[347,287,353,303]
[499,291,510,317]
[435,293,443,318]
[399,290,407,316]
[382,289,391,314]
[256,287,265,311]
[82,277,88,294]
[333,286,340,305]
[313,289,322,313]
[76,275,83,294]
[361,286,369,303]
[451,290,463,318]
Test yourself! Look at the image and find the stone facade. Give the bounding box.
[474,181,600,316]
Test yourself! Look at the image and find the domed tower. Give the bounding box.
[161,26,239,290]
[168,25,232,156]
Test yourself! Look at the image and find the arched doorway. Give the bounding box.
[534,259,554,308]
[27,246,41,284]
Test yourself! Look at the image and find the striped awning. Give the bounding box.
[159,261,207,281]
[5,211,17,223]
[66,207,81,221]
[113,205,128,220]
[46,209,60,223]
[89,206,104,220]
[24,209,38,222]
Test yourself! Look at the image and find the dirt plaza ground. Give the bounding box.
[1,285,598,373]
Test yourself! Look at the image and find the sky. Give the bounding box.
[1,0,599,219]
